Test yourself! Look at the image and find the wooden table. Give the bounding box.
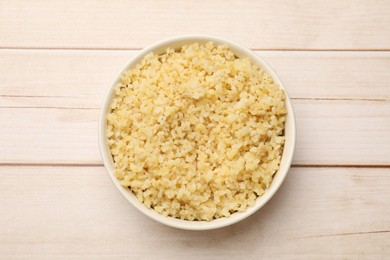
[1,1,389,258]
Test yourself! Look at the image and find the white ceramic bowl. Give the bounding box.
[99,35,296,230]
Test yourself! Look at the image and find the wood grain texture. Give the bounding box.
[0,166,389,258]
[1,50,389,109]
[1,50,389,166]
[1,0,390,50]
[0,100,389,166]
[1,1,390,257]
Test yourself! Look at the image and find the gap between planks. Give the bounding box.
[0,163,389,169]
[295,230,390,240]
[1,97,389,111]
[2,47,390,52]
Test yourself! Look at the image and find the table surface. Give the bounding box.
[1,1,390,258]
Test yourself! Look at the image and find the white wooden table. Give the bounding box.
[1,1,389,258]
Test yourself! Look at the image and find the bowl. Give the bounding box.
[99,35,296,230]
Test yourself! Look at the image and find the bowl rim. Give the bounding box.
[99,34,296,230]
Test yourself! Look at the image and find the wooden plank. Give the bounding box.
[0,50,127,108]
[261,51,390,101]
[1,50,390,108]
[1,1,390,50]
[0,100,389,166]
[0,166,388,258]
[293,100,390,165]
[0,107,101,165]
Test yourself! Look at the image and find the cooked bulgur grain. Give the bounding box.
[107,42,286,221]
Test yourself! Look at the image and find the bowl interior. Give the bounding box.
[99,35,296,230]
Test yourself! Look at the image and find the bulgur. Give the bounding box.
[106,42,286,221]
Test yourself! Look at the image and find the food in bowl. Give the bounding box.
[106,42,286,221]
